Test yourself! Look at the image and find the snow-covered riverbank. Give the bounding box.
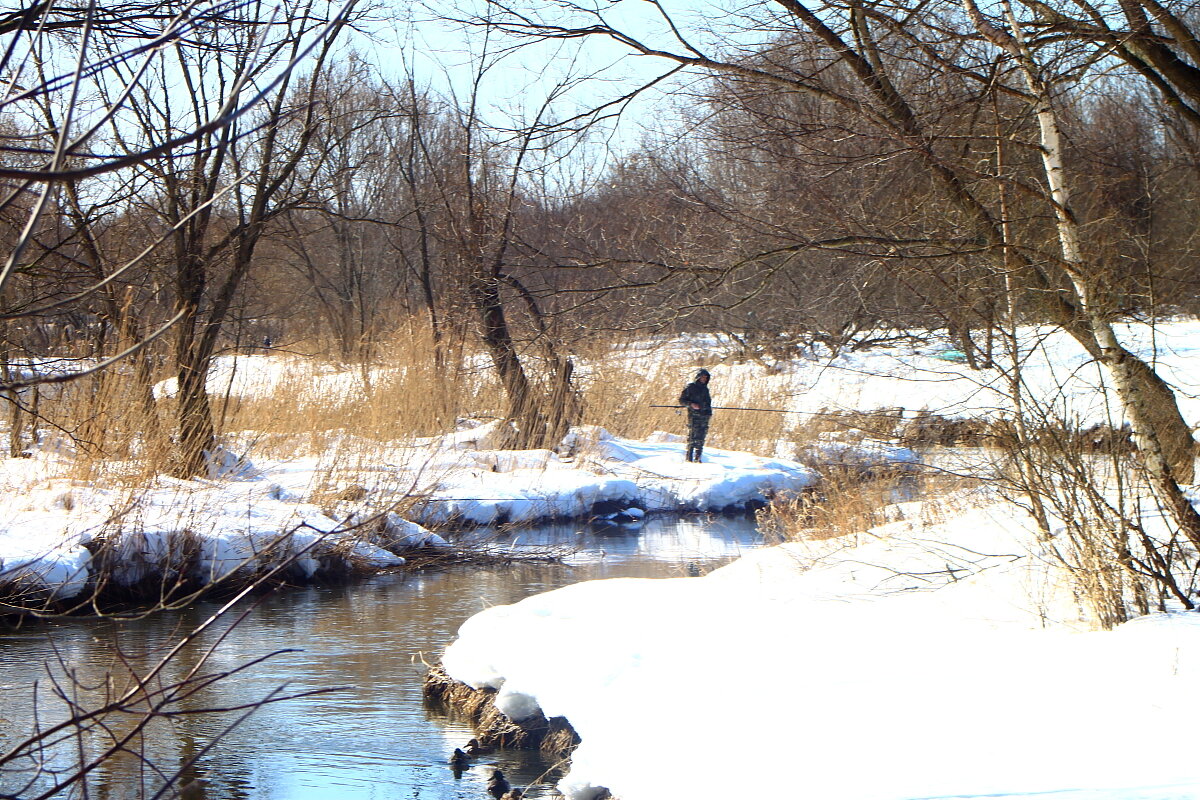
[0,422,911,603]
[439,490,1200,800]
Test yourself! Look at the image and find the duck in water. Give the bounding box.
[449,748,470,776]
[487,768,511,799]
[464,737,494,756]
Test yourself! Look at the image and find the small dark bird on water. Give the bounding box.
[449,747,470,777]
[500,790,524,800]
[464,737,494,756]
[487,768,511,799]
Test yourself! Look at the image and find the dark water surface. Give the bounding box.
[0,515,763,800]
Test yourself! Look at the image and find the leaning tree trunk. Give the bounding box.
[545,357,579,447]
[468,269,551,449]
[174,333,217,478]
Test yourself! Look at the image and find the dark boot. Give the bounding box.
[694,447,703,462]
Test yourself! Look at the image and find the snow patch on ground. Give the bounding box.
[441,492,1200,800]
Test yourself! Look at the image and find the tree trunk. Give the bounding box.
[173,248,217,477]
[546,357,579,447]
[468,270,550,449]
[176,366,216,477]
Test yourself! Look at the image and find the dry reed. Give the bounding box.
[224,324,499,450]
[579,340,793,452]
[423,664,581,757]
[759,468,977,542]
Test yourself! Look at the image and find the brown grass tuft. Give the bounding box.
[759,469,977,542]
[579,343,792,452]
[423,664,580,757]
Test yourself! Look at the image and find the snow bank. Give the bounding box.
[0,424,829,602]
[0,465,406,602]
[0,524,92,600]
[405,427,817,527]
[441,494,1200,800]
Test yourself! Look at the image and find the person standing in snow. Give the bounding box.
[678,368,713,462]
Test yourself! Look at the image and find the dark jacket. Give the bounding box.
[679,374,712,416]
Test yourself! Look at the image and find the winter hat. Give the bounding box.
[695,369,711,380]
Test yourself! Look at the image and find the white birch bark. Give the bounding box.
[963,0,1200,542]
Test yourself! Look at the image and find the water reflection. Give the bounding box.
[0,514,763,799]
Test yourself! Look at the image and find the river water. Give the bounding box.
[0,514,764,800]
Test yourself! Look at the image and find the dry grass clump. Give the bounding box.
[224,325,500,449]
[898,412,994,448]
[31,364,174,487]
[759,470,977,542]
[763,399,987,542]
[789,409,1132,455]
[579,343,791,452]
[790,408,908,443]
[783,408,998,450]
[578,354,684,439]
[703,376,793,452]
[423,664,581,757]
[759,473,910,542]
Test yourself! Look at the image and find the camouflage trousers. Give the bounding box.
[686,413,710,461]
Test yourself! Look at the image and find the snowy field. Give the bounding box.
[441,492,1200,800]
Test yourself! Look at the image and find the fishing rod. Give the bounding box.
[650,404,804,414]
[649,405,916,419]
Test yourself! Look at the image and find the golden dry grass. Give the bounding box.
[579,341,793,452]
[15,326,835,494]
[758,469,978,542]
[224,324,500,448]
[28,365,172,486]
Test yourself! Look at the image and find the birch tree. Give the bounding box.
[961,0,1200,542]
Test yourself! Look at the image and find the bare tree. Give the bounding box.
[388,51,591,447]
[463,0,1196,467]
[0,0,360,476]
[268,58,418,362]
[97,0,359,475]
